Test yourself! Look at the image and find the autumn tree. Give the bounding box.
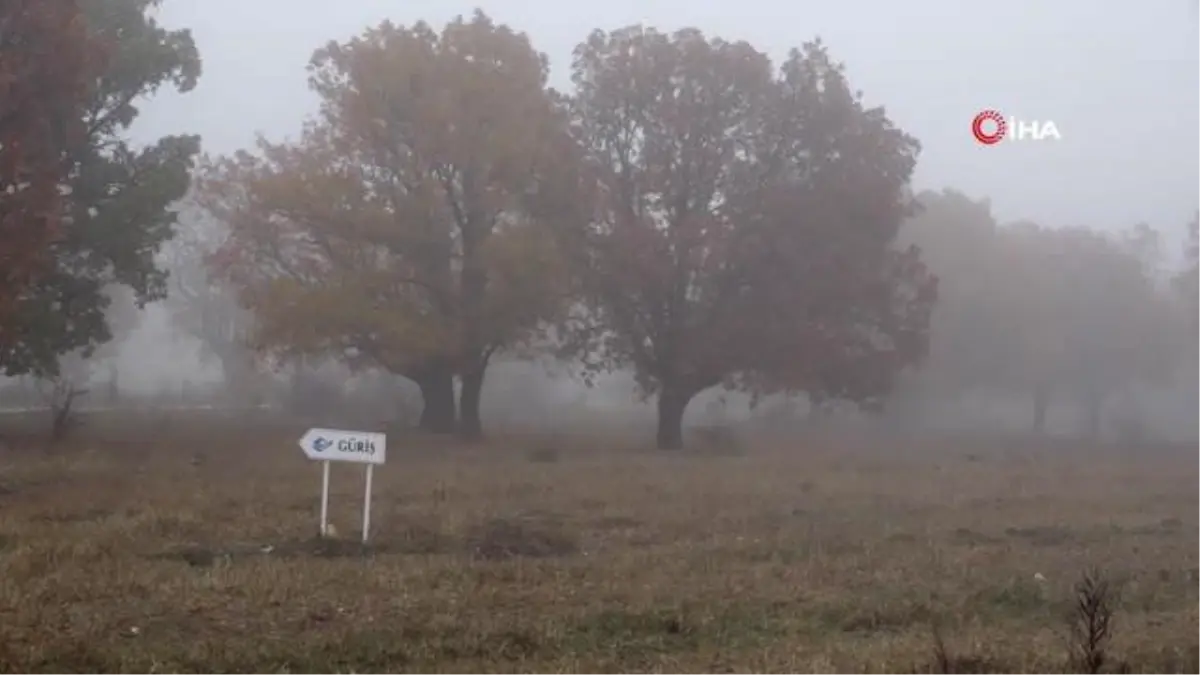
[0,0,100,344]
[200,11,571,438]
[0,0,201,378]
[561,27,937,449]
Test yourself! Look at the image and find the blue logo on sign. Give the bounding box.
[311,437,333,452]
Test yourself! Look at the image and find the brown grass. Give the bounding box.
[0,413,1196,673]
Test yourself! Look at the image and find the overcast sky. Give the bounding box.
[136,0,1199,245]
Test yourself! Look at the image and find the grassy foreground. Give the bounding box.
[0,414,1196,673]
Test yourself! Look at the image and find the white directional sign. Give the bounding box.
[298,427,386,465]
[298,427,387,543]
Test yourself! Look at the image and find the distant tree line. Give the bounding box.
[2,3,1194,448]
[900,191,1196,437]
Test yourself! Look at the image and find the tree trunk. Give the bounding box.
[1032,383,1048,434]
[656,384,692,450]
[456,180,489,443]
[458,367,485,442]
[416,366,456,434]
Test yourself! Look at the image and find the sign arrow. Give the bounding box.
[298,427,387,465]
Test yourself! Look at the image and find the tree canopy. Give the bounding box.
[0,0,100,346]
[199,11,573,438]
[558,27,937,448]
[0,0,202,377]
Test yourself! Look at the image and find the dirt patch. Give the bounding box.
[949,527,1000,546]
[31,507,113,524]
[1004,525,1076,547]
[466,517,579,561]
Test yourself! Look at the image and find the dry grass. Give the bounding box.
[0,413,1196,673]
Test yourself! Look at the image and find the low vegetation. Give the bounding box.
[0,412,1195,673]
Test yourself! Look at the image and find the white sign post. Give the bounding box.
[298,427,387,543]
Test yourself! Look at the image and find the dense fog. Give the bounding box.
[1,0,1196,448]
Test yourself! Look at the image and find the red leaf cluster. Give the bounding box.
[0,0,103,337]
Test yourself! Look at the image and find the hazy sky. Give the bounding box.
[136,0,1199,244]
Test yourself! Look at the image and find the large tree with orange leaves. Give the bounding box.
[0,0,99,344]
[560,28,938,449]
[200,11,572,438]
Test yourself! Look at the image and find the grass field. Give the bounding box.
[0,413,1196,673]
